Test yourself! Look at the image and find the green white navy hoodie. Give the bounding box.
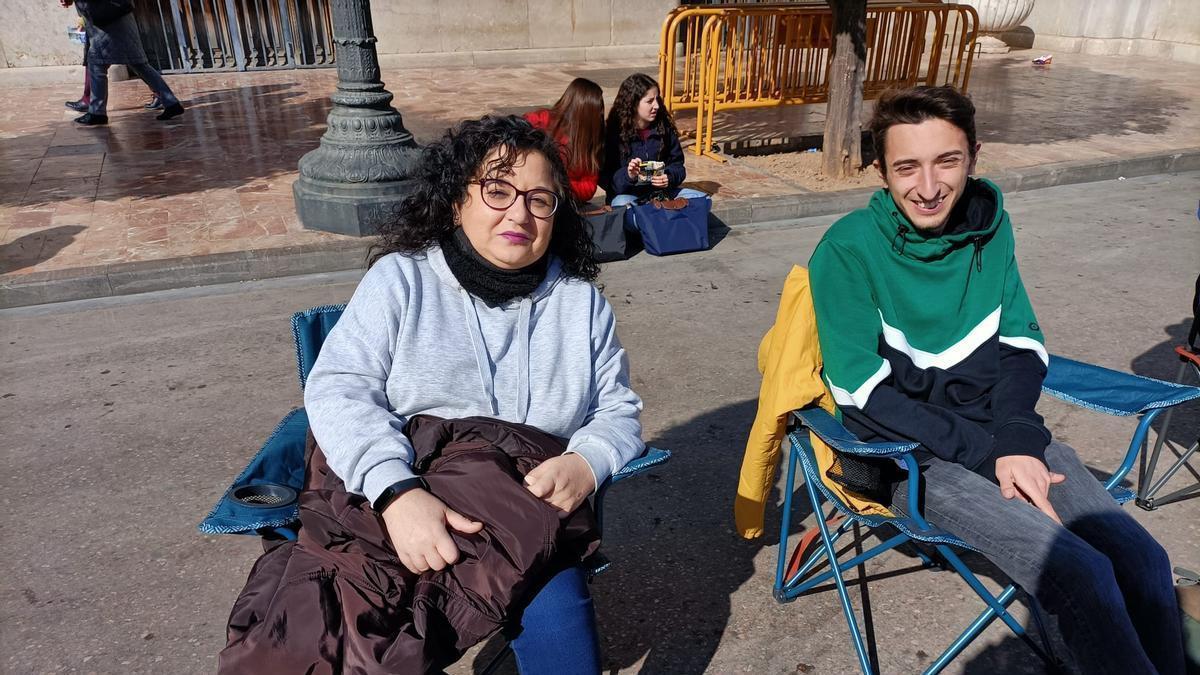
[304,247,644,504]
[809,178,1051,478]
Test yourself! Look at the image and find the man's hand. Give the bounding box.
[995,455,1066,524]
[524,454,594,513]
[380,488,483,574]
[650,173,669,188]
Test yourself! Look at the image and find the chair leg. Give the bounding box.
[929,546,1056,670]
[804,475,875,675]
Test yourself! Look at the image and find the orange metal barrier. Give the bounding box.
[658,3,979,159]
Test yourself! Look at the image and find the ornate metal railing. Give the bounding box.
[133,0,335,72]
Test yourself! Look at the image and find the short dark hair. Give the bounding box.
[369,115,599,282]
[868,85,977,173]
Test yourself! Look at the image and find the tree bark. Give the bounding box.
[822,0,868,178]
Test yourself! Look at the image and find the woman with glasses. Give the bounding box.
[299,115,644,673]
[523,78,606,205]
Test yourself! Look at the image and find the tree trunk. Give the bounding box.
[822,0,868,179]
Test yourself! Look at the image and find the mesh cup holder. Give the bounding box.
[232,483,298,509]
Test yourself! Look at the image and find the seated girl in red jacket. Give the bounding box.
[601,73,706,207]
[524,78,605,205]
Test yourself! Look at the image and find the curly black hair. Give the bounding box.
[606,73,680,160]
[369,115,599,282]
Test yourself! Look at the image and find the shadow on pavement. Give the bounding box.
[0,225,86,274]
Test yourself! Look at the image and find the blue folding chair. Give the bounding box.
[200,304,671,669]
[777,354,1200,674]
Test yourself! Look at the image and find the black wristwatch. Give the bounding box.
[372,477,429,512]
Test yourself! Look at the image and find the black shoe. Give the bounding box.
[156,103,184,121]
[65,100,88,112]
[73,112,109,126]
[144,96,163,110]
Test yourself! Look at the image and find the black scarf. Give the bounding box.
[439,228,549,308]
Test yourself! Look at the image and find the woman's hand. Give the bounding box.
[626,158,643,180]
[524,454,595,513]
[650,173,669,188]
[380,488,484,574]
[995,455,1066,524]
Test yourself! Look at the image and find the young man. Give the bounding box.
[808,86,1184,674]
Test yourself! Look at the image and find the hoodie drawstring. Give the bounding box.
[515,297,532,422]
[891,222,909,256]
[971,236,983,273]
[461,291,498,415]
[459,289,534,422]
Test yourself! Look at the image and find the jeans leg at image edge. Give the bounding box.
[511,566,602,675]
[910,457,1159,675]
[1042,442,1187,675]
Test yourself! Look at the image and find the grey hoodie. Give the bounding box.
[304,247,645,504]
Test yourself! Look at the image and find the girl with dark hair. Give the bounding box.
[524,77,606,204]
[602,73,706,206]
[300,115,643,674]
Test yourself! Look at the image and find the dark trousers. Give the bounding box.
[895,442,1184,674]
[86,61,178,116]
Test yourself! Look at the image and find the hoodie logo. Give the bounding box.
[1029,322,1040,332]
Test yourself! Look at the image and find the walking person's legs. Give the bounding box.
[79,60,110,124]
[126,63,183,120]
[897,455,1165,674]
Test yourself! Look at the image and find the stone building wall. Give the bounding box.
[0,0,675,69]
[1016,0,1200,64]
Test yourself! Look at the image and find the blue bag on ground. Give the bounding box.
[628,195,711,256]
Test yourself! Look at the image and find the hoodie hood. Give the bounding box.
[869,177,1003,262]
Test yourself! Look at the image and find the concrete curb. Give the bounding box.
[3,147,1198,309]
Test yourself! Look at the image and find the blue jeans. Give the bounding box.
[895,442,1184,674]
[610,187,708,208]
[510,566,601,674]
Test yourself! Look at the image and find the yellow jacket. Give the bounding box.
[735,266,892,539]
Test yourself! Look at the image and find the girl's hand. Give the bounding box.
[524,454,594,513]
[380,489,484,574]
[650,173,669,188]
[626,158,642,180]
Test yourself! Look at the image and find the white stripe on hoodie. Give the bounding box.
[303,247,644,503]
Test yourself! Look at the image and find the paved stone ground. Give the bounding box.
[1,51,1198,281]
[2,173,1197,674]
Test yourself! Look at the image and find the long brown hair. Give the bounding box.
[547,78,605,176]
[606,73,679,160]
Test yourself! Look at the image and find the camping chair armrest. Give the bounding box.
[1043,355,1200,491]
[605,446,672,486]
[1043,354,1200,417]
[784,411,935,532]
[790,407,920,458]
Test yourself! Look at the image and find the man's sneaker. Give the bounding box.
[156,103,184,121]
[73,113,109,126]
[144,96,164,110]
[65,100,89,112]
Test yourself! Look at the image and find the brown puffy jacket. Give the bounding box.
[219,416,601,674]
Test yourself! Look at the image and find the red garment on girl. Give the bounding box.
[523,109,599,203]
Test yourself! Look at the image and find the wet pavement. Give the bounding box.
[0,51,1198,280]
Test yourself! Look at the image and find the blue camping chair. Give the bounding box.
[777,354,1200,674]
[200,305,671,669]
